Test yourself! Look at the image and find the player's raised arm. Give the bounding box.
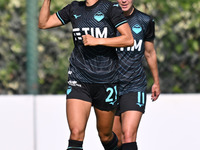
[38,0,63,29]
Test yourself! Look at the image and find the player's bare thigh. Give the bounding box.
[121,111,143,143]
[94,108,116,142]
[67,99,92,140]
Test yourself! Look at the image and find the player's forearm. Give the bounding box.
[146,51,160,84]
[38,0,51,29]
[97,23,134,47]
[97,35,134,47]
[151,66,160,85]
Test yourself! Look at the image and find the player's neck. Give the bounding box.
[85,0,99,6]
[124,6,134,17]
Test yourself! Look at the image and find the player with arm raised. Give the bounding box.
[38,0,134,149]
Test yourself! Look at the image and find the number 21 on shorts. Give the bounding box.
[105,85,118,105]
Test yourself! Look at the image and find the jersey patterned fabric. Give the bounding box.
[56,0,127,84]
[116,8,155,96]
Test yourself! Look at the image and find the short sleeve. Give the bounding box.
[56,4,72,25]
[144,18,155,41]
[108,3,127,28]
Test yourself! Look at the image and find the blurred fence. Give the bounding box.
[0,94,200,150]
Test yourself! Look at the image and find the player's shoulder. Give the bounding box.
[135,8,153,21]
[135,9,149,17]
[133,8,154,26]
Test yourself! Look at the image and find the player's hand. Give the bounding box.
[82,34,98,46]
[151,83,160,101]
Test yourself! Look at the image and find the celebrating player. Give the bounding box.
[38,0,133,149]
[113,0,161,149]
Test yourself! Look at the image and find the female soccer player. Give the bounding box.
[113,0,161,149]
[38,0,133,149]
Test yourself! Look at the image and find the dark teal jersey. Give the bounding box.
[116,8,155,95]
[56,0,127,83]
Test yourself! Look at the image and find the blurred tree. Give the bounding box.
[135,0,200,93]
[0,0,199,94]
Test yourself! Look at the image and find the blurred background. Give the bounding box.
[0,0,199,94]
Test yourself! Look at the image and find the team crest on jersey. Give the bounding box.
[94,11,104,22]
[132,24,142,34]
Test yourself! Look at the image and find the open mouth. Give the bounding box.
[121,5,128,9]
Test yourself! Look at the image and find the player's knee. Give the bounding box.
[98,131,113,143]
[122,130,137,142]
[70,128,85,141]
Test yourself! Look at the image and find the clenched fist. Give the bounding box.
[82,34,99,46]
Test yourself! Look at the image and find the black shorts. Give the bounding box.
[66,81,119,111]
[115,91,147,116]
